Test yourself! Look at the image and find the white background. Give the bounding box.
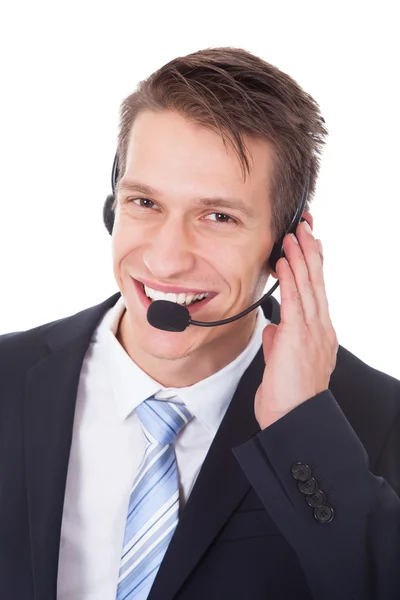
[0,0,399,378]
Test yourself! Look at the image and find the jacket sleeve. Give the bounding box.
[233,390,400,600]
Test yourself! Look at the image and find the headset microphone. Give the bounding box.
[103,154,310,333]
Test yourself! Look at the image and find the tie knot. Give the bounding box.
[136,397,193,445]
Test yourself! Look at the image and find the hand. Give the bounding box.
[255,220,339,430]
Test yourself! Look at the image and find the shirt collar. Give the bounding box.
[95,295,269,434]
[95,297,160,420]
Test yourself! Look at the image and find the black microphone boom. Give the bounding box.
[146,281,280,332]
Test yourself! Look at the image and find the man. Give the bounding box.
[1,47,400,600]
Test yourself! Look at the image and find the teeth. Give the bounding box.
[143,285,209,305]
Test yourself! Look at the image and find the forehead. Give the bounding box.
[123,110,273,202]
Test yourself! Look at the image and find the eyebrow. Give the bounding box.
[118,179,256,219]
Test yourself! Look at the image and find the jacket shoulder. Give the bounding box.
[333,345,400,466]
[0,317,66,371]
[0,292,121,371]
[335,344,400,405]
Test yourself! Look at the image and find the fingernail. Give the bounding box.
[317,239,323,255]
[291,233,299,244]
[303,221,312,234]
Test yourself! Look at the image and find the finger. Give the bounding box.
[282,230,318,326]
[317,239,324,265]
[276,255,304,325]
[262,323,277,362]
[295,221,331,330]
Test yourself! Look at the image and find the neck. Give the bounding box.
[117,311,258,388]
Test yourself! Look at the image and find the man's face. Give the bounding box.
[112,110,275,364]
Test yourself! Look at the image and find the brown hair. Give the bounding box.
[116,47,328,240]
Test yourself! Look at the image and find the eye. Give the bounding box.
[204,212,236,224]
[130,198,159,209]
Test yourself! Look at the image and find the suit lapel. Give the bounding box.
[148,297,280,600]
[24,293,121,600]
[25,342,91,599]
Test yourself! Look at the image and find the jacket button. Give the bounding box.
[314,505,335,523]
[306,489,326,507]
[291,462,312,481]
[298,477,318,495]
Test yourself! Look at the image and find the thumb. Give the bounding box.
[262,323,278,362]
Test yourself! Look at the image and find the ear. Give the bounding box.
[268,210,313,279]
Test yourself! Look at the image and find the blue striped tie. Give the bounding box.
[116,396,193,600]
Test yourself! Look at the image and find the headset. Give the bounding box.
[102,153,309,331]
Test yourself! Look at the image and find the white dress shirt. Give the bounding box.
[57,296,269,599]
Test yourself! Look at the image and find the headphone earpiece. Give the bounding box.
[103,194,115,235]
[103,153,119,235]
[268,216,306,272]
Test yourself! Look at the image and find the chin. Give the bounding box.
[136,326,200,361]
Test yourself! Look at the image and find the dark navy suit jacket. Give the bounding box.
[1,292,400,599]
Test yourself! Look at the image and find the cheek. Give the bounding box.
[111,219,145,267]
[236,248,271,298]
[254,269,270,297]
[205,237,268,292]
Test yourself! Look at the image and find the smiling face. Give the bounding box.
[112,110,277,385]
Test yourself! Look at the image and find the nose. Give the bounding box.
[143,217,196,280]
